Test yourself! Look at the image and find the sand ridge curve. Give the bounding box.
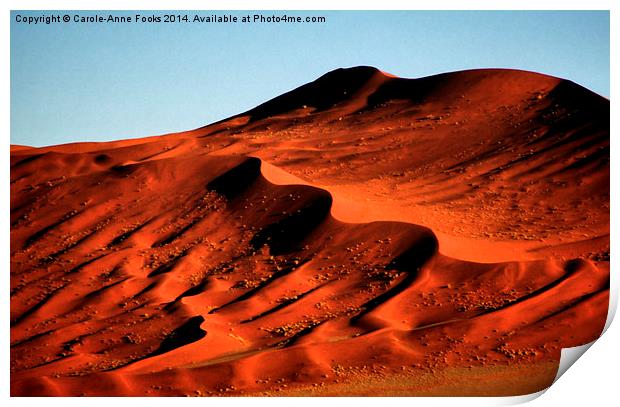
[10,153,608,396]
[10,66,610,396]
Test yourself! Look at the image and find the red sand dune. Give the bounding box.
[10,67,609,396]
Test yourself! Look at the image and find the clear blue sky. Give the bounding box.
[10,10,609,147]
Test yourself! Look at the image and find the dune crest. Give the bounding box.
[10,66,609,396]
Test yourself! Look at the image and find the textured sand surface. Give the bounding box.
[10,67,609,396]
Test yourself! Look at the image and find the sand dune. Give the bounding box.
[10,67,609,396]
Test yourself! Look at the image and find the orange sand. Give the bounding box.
[10,67,609,396]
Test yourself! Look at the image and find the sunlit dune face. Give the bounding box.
[10,67,609,396]
[378,69,398,78]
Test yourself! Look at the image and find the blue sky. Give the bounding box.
[10,10,609,147]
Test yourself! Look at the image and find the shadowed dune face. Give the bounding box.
[10,67,609,396]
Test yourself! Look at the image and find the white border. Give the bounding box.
[3,1,617,406]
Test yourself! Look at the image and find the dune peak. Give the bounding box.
[10,64,609,397]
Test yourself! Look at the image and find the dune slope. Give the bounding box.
[10,67,609,396]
